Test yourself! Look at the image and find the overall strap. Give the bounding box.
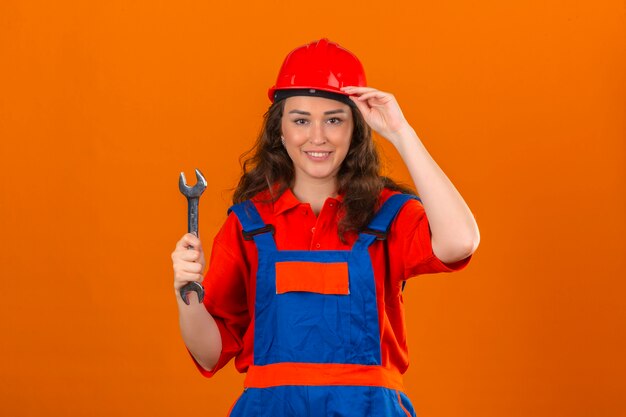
[228,200,277,251]
[353,194,421,250]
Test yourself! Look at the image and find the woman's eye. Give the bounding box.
[293,118,342,125]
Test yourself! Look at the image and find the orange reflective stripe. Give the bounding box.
[275,261,349,295]
[397,390,412,417]
[244,363,404,391]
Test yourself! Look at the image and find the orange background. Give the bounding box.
[1,1,625,416]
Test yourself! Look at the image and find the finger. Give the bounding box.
[172,247,204,264]
[175,260,204,274]
[174,272,204,288]
[341,86,379,93]
[183,233,202,249]
[178,249,201,262]
[174,268,204,281]
[176,233,203,250]
[355,91,391,102]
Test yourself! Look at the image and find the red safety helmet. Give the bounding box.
[268,38,367,103]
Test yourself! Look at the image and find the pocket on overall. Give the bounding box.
[273,260,351,363]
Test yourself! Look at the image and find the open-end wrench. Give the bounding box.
[178,168,207,305]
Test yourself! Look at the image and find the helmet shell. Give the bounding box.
[268,38,367,102]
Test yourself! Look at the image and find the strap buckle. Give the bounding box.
[242,224,275,241]
[361,227,388,240]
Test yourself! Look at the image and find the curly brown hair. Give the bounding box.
[233,99,415,239]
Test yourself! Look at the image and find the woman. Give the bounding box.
[172,38,479,416]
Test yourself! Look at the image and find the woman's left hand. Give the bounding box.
[340,86,411,143]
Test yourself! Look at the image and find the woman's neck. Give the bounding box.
[292,177,338,216]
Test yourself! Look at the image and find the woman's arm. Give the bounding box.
[176,292,222,371]
[172,233,222,371]
[342,86,480,263]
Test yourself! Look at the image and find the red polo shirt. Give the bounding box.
[192,187,471,378]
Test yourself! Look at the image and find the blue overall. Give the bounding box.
[227,194,420,417]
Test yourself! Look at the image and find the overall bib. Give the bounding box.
[228,194,419,417]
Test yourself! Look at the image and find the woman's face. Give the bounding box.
[280,95,354,187]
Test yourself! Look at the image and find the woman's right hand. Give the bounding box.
[171,233,206,295]
[172,233,221,370]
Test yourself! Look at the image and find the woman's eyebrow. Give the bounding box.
[288,109,347,115]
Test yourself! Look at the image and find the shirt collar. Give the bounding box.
[272,187,344,216]
[273,187,301,216]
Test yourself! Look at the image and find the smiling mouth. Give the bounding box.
[305,151,332,158]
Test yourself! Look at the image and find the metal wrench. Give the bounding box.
[178,168,207,305]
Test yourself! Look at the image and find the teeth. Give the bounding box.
[307,152,329,157]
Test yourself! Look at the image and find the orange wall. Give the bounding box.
[1,1,624,416]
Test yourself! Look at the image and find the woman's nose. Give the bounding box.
[309,122,327,144]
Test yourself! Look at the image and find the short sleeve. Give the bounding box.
[189,213,251,378]
[389,198,472,281]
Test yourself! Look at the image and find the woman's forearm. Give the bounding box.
[390,125,480,263]
[176,293,222,371]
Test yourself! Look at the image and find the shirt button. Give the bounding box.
[315,243,321,249]
[311,227,316,233]
[329,203,334,207]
